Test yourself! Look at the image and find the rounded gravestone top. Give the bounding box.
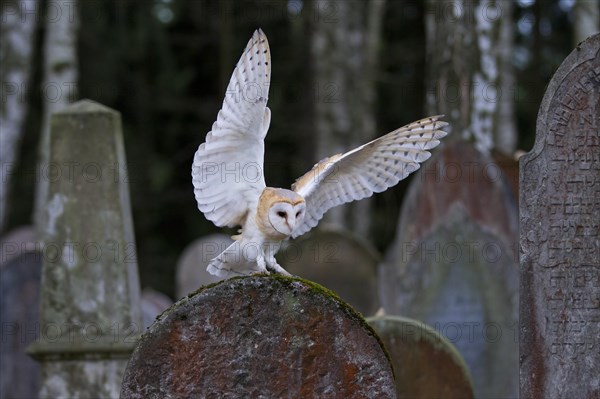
[368,316,474,399]
[121,275,396,398]
[175,234,233,298]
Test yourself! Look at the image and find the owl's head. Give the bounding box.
[258,188,306,239]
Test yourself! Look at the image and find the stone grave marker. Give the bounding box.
[175,234,233,298]
[380,141,519,398]
[0,226,41,399]
[27,100,142,398]
[520,33,600,398]
[278,228,381,316]
[121,275,396,398]
[367,315,474,399]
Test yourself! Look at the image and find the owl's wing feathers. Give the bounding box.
[192,29,271,228]
[291,115,448,237]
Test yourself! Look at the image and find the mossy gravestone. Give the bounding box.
[121,275,396,398]
[520,33,600,398]
[27,100,142,398]
[278,228,381,315]
[380,141,519,398]
[368,316,474,399]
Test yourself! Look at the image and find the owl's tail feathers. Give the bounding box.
[207,240,265,278]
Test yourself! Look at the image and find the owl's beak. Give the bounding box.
[286,219,295,233]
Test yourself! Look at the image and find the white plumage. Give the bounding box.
[192,29,448,278]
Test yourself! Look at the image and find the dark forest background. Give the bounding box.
[2,0,588,298]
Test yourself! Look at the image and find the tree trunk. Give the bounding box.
[0,0,40,234]
[34,0,79,236]
[425,0,516,155]
[496,0,516,155]
[311,0,386,236]
[573,0,600,46]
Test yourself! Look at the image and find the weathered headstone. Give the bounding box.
[140,287,173,329]
[367,316,474,399]
[0,226,41,399]
[520,34,600,398]
[175,234,232,298]
[380,141,519,398]
[27,100,142,398]
[278,228,381,315]
[121,275,396,398]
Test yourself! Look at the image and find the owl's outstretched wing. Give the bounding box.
[291,116,448,238]
[192,29,271,227]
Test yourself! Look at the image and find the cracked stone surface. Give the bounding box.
[121,275,396,398]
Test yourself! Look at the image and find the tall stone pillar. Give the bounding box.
[28,100,142,398]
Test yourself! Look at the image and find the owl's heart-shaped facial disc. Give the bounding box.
[267,201,306,237]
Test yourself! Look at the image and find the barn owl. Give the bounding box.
[192,29,448,278]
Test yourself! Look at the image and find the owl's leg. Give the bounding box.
[255,253,269,274]
[265,256,291,276]
[262,242,291,276]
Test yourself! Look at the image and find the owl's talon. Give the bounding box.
[265,260,291,276]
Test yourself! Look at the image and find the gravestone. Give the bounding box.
[0,226,41,399]
[278,228,381,315]
[380,141,519,398]
[121,275,396,398]
[520,33,600,398]
[140,288,173,329]
[367,316,474,399]
[27,100,142,398]
[175,234,232,298]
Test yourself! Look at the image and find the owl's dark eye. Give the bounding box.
[295,211,302,218]
[277,211,286,218]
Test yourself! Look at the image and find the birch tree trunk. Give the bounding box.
[573,0,599,46]
[311,0,385,236]
[496,0,516,155]
[0,0,39,234]
[34,0,79,235]
[425,0,515,155]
